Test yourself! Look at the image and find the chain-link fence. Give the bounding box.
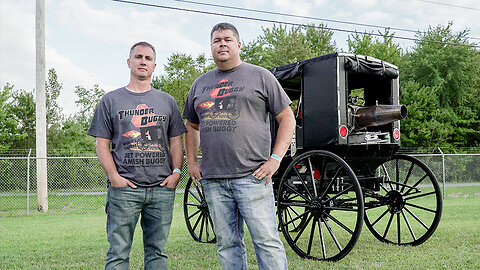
[397,147,480,183]
[0,150,193,217]
[1,148,479,217]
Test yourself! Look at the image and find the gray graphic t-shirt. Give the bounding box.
[88,88,186,187]
[183,63,291,178]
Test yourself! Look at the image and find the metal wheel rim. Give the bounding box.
[183,178,216,243]
[364,154,443,245]
[277,150,364,261]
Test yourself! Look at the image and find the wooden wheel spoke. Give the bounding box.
[370,209,389,227]
[283,209,310,227]
[383,213,394,238]
[404,206,430,229]
[401,209,417,241]
[188,189,202,203]
[324,212,354,235]
[187,209,202,220]
[322,216,343,252]
[293,213,314,244]
[405,202,437,213]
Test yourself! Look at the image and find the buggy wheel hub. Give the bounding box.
[199,200,209,213]
[386,190,405,214]
[309,198,333,219]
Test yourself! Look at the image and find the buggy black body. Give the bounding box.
[183,53,443,261]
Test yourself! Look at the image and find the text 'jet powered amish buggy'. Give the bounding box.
[183,53,443,261]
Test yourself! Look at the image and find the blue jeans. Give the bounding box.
[105,185,175,270]
[201,175,288,270]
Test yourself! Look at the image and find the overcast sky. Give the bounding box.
[1,0,479,116]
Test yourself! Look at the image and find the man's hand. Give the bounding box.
[160,173,181,189]
[187,161,202,185]
[96,137,137,189]
[252,158,281,186]
[253,105,294,186]
[109,173,137,188]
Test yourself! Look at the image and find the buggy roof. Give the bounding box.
[269,52,399,97]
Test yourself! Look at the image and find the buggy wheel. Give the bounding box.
[183,177,216,243]
[136,139,149,150]
[277,150,364,261]
[227,107,240,120]
[364,154,442,245]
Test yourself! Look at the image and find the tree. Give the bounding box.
[347,29,404,66]
[241,24,336,69]
[48,84,106,151]
[152,53,214,112]
[8,88,36,149]
[400,23,480,147]
[49,115,97,151]
[0,84,25,149]
[45,69,64,128]
[2,69,106,151]
[400,81,454,147]
[73,84,105,128]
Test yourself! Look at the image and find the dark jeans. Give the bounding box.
[105,185,175,270]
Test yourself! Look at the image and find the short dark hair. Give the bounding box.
[129,41,156,60]
[210,22,240,42]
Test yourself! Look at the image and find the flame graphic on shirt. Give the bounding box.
[198,101,214,108]
[122,130,141,138]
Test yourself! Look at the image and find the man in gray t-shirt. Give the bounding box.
[183,62,291,178]
[89,87,185,186]
[184,23,295,270]
[88,41,186,269]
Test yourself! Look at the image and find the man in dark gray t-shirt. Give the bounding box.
[184,23,295,270]
[88,41,186,270]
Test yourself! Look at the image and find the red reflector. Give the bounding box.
[313,170,321,179]
[339,125,348,138]
[393,128,400,140]
[295,165,301,169]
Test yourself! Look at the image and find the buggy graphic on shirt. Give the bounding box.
[120,104,167,165]
[197,79,244,133]
[199,96,240,120]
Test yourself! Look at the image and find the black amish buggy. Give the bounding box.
[183,53,443,261]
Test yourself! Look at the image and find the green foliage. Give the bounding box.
[241,24,336,69]
[48,84,105,152]
[347,29,404,66]
[2,69,68,150]
[73,84,106,128]
[400,23,480,147]
[9,87,36,149]
[48,116,97,151]
[0,84,25,149]
[400,82,446,146]
[1,68,105,151]
[152,53,214,112]
[0,159,29,192]
[45,69,64,128]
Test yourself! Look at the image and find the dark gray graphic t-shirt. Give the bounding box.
[88,88,186,186]
[183,63,291,178]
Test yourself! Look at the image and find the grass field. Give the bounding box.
[0,186,479,269]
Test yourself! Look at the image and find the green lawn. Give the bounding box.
[0,186,479,269]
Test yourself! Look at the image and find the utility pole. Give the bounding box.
[36,0,48,212]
